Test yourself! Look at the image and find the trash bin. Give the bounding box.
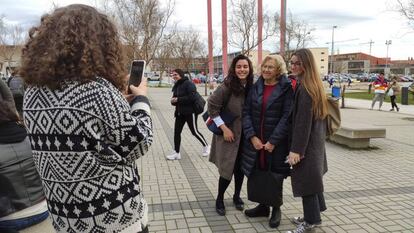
[332,86,341,98]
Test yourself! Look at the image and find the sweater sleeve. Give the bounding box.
[100,86,153,164]
[290,88,313,157]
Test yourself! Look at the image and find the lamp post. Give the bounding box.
[385,40,392,77]
[330,25,337,74]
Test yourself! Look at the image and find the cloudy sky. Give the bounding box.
[1,0,413,60]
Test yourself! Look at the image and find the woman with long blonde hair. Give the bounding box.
[287,48,328,233]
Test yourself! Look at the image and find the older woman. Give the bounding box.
[242,55,293,228]
[20,5,152,233]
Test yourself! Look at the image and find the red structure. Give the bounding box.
[207,0,213,82]
[221,0,228,77]
[257,0,263,65]
[280,0,286,57]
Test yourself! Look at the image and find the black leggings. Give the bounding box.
[217,145,244,201]
[174,113,208,153]
[390,95,398,109]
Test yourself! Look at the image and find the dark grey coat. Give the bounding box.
[289,84,328,197]
[208,84,245,180]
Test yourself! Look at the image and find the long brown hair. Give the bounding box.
[292,49,328,119]
[20,4,126,90]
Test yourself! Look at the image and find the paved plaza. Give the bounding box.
[23,86,414,233]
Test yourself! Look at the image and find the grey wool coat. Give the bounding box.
[289,84,328,197]
[207,84,245,180]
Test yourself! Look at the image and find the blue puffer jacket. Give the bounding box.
[241,75,293,177]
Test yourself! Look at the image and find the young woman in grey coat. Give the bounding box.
[207,54,254,216]
[287,48,329,233]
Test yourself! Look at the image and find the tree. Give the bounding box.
[108,0,175,65]
[169,29,205,74]
[396,0,414,28]
[229,0,278,56]
[282,12,315,62]
[0,20,24,76]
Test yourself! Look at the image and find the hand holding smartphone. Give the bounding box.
[129,60,146,89]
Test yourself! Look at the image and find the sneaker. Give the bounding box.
[202,145,210,157]
[286,222,316,233]
[389,108,394,111]
[397,107,400,112]
[290,217,321,226]
[166,151,181,160]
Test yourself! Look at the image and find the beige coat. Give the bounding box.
[207,84,245,180]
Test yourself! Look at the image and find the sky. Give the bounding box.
[1,0,413,60]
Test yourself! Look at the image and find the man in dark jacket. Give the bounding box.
[167,69,209,160]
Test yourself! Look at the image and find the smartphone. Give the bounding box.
[129,60,146,87]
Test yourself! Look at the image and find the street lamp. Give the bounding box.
[385,40,392,77]
[330,26,337,74]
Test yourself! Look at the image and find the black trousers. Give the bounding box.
[174,113,208,153]
[390,95,398,109]
[302,192,327,224]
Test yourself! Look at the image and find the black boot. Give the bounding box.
[269,206,281,228]
[215,199,225,216]
[233,195,244,211]
[244,204,269,217]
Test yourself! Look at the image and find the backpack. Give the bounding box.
[7,76,25,97]
[193,91,206,114]
[326,96,341,137]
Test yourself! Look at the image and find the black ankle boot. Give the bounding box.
[215,199,225,216]
[244,204,269,217]
[269,207,281,228]
[233,195,244,211]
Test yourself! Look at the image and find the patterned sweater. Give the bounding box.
[23,78,153,233]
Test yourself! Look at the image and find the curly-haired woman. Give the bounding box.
[20,4,152,233]
[206,54,254,216]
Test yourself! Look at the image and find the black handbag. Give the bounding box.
[247,153,284,207]
[193,92,206,114]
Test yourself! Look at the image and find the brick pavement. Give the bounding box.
[21,86,414,233]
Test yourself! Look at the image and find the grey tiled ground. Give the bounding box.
[22,86,414,233]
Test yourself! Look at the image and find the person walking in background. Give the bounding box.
[388,76,400,112]
[167,68,209,160]
[370,72,388,110]
[19,5,153,233]
[287,48,328,233]
[0,81,48,233]
[242,55,293,228]
[207,55,254,216]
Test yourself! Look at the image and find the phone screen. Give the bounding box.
[129,60,146,87]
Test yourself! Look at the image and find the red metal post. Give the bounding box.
[221,0,228,77]
[280,0,286,57]
[207,0,214,83]
[258,0,263,65]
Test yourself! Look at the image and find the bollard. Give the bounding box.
[368,84,372,94]
[401,87,409,105]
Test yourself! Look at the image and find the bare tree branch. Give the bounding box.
[108,0,175,65]
[229,0,278,56]
[396,0,414,28]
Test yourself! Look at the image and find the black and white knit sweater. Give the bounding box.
[23,78,153,233]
